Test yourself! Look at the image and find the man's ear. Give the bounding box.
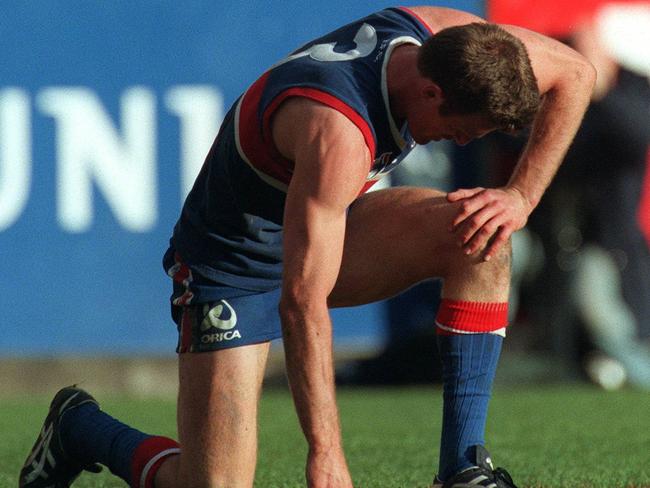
[422,82,444,101]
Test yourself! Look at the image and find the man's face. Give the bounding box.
[410,108,496,146]
[407,84,497,146]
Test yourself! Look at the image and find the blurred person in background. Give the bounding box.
[19,5,595,488]
[488,0,650,389]
[553,14,650,389]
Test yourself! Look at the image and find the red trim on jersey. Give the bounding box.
[435,299,508,334]
[398,6,434,35]
[131,436,180,488]
[171,252,191,285]
[170,252,194,306]
[359,180,378,194]
[238,72,295,185]
[238,75,378,185]
[262,87,377,166]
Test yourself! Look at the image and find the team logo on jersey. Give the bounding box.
[367,140,417,180]
[367,152,394,179]
[201,300,238,331]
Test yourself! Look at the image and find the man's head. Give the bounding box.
[417,22,540,133]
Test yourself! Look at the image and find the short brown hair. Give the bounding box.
[417,22,540,131]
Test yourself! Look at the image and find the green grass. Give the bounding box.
[3,385,650,487]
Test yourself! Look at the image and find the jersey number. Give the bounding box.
[273,23,377,68]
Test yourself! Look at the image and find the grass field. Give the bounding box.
[2,385,649,487]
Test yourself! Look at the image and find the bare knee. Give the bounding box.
[175,345,269,488]
[439,236,512,302]
[401,196,513,287]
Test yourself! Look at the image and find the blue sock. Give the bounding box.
[437,333,503,481]
[59,402,151,484]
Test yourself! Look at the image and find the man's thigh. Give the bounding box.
[330,186,459,308]
[176,343,270,487]
[170,284,281,485]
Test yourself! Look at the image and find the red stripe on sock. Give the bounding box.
[131,436,180,488]
[435,299,508,334]
[435,327,455,336]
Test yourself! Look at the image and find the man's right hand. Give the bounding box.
[271,98,369,488]
[307,448,354,488]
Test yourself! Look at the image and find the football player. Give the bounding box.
[20,5,594,488]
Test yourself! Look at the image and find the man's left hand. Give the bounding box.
[447,186,532,261]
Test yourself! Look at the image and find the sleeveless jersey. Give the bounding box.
[165,7,433,294]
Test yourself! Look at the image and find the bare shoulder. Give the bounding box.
[271,97,370,164]
[271,97,371,204]
[498,24,595,94]
[406,6,594,95]
[406,6,485,32]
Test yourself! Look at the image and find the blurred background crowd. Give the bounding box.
[342,0,650,390]
[0,0,648,393]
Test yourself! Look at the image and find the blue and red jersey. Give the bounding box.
[165,7,433,294]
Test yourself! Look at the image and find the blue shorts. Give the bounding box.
[167,253,283,353]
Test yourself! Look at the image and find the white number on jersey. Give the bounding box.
[271,23,377,69]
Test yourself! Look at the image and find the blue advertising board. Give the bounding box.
[0,1,482,355]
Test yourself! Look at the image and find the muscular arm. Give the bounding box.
[272,97,371,486]
[407,6,596,259]
[503,25,596,208]
[450,25,597,260]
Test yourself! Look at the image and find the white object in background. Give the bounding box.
[598,3,650,77]
[584,352,628,391]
